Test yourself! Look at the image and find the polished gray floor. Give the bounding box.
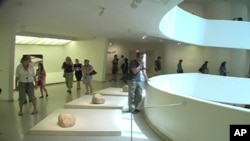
[0,79,163,141]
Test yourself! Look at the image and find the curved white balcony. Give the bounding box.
[159,6,250,49]
[144,73,250,141]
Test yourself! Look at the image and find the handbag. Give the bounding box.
[89,70,97,75]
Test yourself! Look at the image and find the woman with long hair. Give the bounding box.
[36,63,48,98]
[61,56,74,94]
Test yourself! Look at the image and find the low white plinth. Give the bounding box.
[29,109,122,136]
[64,95,128,111]
[94,87,128,96]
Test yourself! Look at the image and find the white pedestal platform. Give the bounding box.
[64,95,128,111]
[29,109,122,136]
[94,87,128,96]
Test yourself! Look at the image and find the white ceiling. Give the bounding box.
[0,0,249,43]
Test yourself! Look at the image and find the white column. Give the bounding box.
[0,23,16,101]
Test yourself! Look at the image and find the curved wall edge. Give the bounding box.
[159,6,250,49]
[144,74,250,141]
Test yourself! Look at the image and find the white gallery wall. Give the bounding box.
[15,45,65,72]
[163,42,250,77]
[15,44,66,84]
[15,37,108,84]
[64,38,108,82]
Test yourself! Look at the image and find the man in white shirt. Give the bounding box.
[15,56,38,116]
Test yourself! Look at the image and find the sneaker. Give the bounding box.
[39,96,44,99]
[46,94,48,97]
[85,92,89,95]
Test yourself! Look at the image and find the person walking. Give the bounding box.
[110,54,119,81]
[36,63,48,98]
[82,59,94,94]
[120,58,129,83]
[128,51,149,114]
[61,56,74,94]
[154,56,162,75]
[15,56,38,116]
[198,61,209,74]
[219,61,227,76]
[74,59,82,90]
[177,59,184,73]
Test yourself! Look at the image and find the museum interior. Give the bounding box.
[1,0,250,141]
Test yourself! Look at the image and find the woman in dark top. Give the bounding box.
[61,56,74,94]
[110,54,119,81]
[121,58,129,83]
[74,59,82,90]
[198,61,209,74]
[177,59,183,73]
[219,61,227,76]
[36,63,48,98]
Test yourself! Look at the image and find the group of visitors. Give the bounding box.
[177,59,228,76]
[109,55,129,83]
[13,53,230,117]
[61,57,95,94]
[126,54,230,115]
[15,55,52,116]
[14,55,96,116]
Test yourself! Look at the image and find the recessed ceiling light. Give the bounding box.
[142,35,147,39]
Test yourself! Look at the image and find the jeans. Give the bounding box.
[128,80,146,112]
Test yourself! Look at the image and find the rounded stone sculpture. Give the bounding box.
[92,93,105,104]
[58,113,76,128]
[122,85,129,92]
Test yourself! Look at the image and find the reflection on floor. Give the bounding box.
[0,80,163,141]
